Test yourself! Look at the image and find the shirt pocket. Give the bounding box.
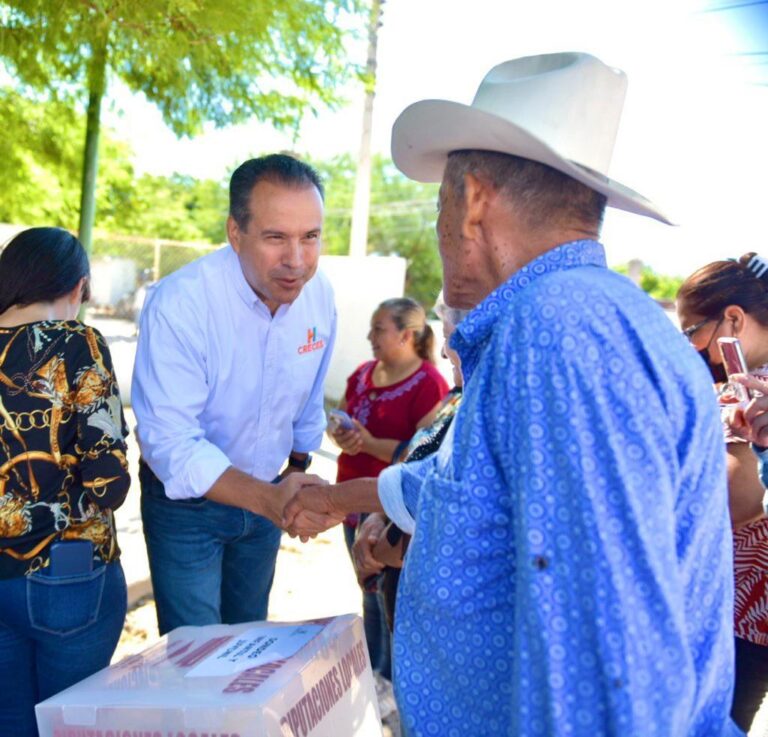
[404,473,510,618]
[27,565,107,636]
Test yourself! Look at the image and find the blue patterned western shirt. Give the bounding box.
[379,240,742,736]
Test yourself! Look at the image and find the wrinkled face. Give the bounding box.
[436,181,467,309]
[367,309,408,363]
[436,178,488,310]
[228,180,323,314]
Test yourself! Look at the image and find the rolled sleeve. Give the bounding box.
[379,455,437,534]
[378,465,413,534]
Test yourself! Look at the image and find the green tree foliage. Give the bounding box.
[315,153,442,306]
[613,263,683,302]
[0,0,365,250]
[0,83,443,305]
[0,87,134,227]
[112,174,228,243]
[0,87,226,243]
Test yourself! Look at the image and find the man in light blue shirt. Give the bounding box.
[284,53,742,735]
[132,154,339,634]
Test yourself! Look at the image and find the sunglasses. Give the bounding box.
[681,318,714,341]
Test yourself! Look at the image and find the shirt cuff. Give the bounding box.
[164,445,232,500]
[378,465,415,535]
[291,426,324,455]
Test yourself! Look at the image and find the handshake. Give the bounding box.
[270,473,347,542]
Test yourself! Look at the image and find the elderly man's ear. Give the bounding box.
[460,172,493,243]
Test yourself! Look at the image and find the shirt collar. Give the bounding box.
[227,244,288,318]
[453,239,606,351]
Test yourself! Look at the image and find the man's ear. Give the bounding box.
[723,304,746,335]
[460,172,490,242]
[227,216,242,254]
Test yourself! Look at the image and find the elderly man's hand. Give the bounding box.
[282,482,345,541]
[352,513,386,586]
[265,473,329,535]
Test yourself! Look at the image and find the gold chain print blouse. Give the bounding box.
[0,321,130,578]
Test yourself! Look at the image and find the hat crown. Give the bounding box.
[471,52,627,174]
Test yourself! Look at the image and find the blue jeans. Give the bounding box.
[140,462,282,635]
[0,562,127,737]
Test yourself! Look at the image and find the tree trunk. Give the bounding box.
[78,31,109,257]
[348,0,384,258]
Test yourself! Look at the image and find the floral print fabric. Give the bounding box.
[0,321,129,578]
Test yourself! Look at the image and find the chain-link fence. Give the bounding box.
[0,224,222,319]
[91,232,219,280]
[88,233,222,318]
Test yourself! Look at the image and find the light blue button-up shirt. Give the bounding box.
[132,245,336,499]
[381,240,742,736]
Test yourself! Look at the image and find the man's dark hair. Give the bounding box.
[445,150,607,232]
[0,227,90,314]
[229,154,324,231]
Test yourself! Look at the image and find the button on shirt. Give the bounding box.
[132,245,336,500]
[379,240,741,736]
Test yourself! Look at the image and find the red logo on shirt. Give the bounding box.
[299,326,325,355]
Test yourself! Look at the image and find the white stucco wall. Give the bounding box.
[319,255,408,402]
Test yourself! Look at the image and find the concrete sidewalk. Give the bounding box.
[113,408,152,606]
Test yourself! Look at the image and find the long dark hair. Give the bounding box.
[677,252,768,327]
[0,227,90,314]
[378,297,436,363]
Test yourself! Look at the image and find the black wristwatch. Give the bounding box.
[287,453,312,471]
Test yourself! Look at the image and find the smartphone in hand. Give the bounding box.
[327,409,355,433]
[717,337,752,404]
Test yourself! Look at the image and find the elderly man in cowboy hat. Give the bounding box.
[283,52,740,736]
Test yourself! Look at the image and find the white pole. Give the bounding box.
[349,0,384,258]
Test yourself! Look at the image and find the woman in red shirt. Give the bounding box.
[330,297,448,681]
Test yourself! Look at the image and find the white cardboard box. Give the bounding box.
[36,614,382,737]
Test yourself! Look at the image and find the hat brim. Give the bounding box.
[391,99,673,225]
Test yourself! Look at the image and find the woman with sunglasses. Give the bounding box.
[677,252,768,734]
[0,228,130,736]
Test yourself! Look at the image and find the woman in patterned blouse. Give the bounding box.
[677,253,768,734]
[0,228,130,737]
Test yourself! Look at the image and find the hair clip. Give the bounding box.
[746,254,768,280]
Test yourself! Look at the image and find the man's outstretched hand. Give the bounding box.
[282,482,345,540]
[260,473,333,540]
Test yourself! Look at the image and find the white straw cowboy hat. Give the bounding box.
[391,52,671,224]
